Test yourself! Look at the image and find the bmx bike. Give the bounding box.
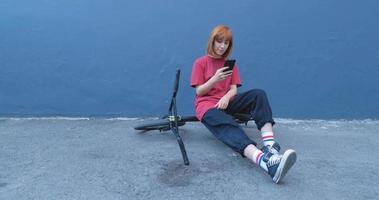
[134,69,252,165]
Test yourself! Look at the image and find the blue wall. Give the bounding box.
[1,0,378,119]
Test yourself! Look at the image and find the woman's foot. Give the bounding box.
[264,149,297,184]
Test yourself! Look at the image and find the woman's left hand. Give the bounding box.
[215,95,230,109]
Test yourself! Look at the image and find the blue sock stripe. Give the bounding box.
[258,154,264,165]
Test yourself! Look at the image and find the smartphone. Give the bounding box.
[222,59,236,72]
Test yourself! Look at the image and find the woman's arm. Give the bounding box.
[215,84,237,109]
[195,67,231,96]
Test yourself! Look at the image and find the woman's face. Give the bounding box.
[213,38,230,57]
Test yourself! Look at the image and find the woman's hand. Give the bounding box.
[195,67,233,96]
[215,95,230,109]
[213,67,233,82]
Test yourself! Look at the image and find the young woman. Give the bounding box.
[190,24,296,184]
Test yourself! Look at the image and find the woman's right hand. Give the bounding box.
[196,67,233,96]
[213,67,233,82]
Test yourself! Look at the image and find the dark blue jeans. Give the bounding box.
[202,89,275,156]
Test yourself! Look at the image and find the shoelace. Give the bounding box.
[262,143,280,155]
[268,145,280,154]
[266,154,282,167]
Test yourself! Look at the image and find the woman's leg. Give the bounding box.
[203,108,297,184]
[202,108,257,155]
[227,89,278,149]
[243,144,268,171]
[202,109,269,171]
[227,89,275,130]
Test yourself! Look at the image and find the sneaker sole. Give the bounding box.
[273,149,297,184]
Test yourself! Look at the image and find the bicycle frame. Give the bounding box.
[167,69,190,165]
[135,69,253,165]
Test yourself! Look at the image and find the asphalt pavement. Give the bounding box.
[0,117,378,200]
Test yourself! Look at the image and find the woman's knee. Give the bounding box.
[247,89,267,98]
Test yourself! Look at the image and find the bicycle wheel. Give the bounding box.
[134,119,186,131]
[179,116,199,122]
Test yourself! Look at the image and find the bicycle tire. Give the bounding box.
[179,116,199,122]
[134,119,185,131]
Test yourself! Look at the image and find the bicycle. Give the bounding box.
[134,69,252,165]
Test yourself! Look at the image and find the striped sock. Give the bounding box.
[261,131,275,147]
[252,150,268,172]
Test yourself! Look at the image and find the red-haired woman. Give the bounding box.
[190,25,297,184]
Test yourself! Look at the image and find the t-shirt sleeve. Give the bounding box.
[190,59,205,87]
[231,65,242,87]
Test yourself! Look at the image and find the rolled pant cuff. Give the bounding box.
[239,141,257,157]
[256,119,276,131]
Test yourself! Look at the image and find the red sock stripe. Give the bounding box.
[255,152,263,164]
[262,135,274,140]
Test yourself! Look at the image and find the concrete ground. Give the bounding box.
[0,117,378,200]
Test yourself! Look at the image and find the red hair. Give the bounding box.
[206,25,233,58]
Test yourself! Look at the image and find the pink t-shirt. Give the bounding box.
[190,55,242,121]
